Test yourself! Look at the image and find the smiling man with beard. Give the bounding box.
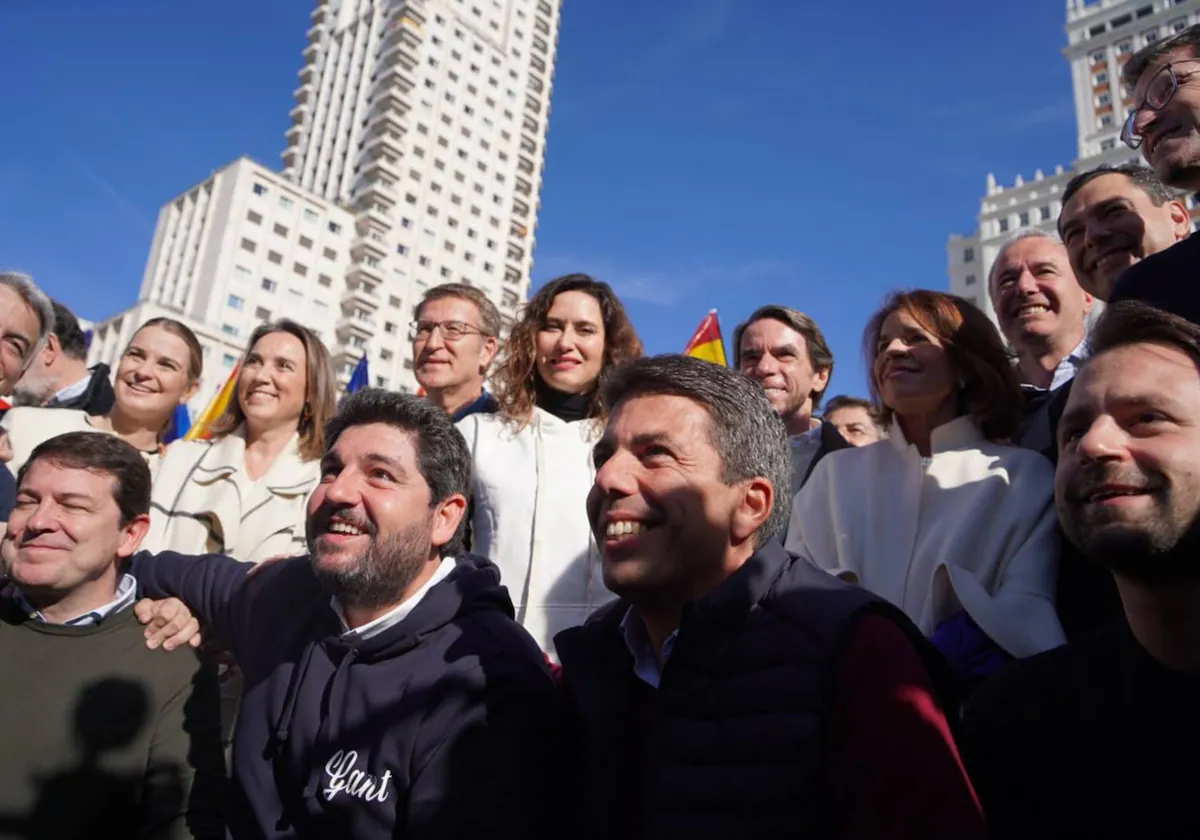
[960,301,1200,839]
[555,354,986,840]
[124,388,564,840]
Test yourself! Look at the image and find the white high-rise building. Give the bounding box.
[89,0,562,405]
[947,0,1200,320]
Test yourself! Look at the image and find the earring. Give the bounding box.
[301,403,312,423]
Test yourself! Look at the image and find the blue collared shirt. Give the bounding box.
[620,607,678,689]
[11,572,138,626]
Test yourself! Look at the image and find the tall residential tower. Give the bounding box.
[88,0,563,409]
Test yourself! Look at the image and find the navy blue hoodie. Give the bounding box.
[131,550,565,839]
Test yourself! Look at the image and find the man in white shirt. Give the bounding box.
[733,305,847,495]
[987,229,1095,454]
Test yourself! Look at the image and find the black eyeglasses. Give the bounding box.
[1121,62,1200,149]
[410,319,487,341]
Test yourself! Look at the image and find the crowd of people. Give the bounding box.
[4,23,1200,840]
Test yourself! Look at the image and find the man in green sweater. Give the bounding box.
[0,431,225,840]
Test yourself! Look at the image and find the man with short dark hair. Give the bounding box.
[822,395,883,446]
[1058,164,1190,302]
[557,354,985,839]
[412,283,501,420]
[128,389,563,839]
[1103,26,1200,322]
[961,301,1200,838]
[733,305,848,494]
[0,431,224,839]
[13,300,114,414]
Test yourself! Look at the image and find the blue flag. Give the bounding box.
[345,354,370,399]
[162,403,191,445]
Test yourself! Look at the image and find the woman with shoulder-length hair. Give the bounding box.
[786,289,1065,685]
[143,318,337,564]
[2,317,203,479]
[457,273,643,656]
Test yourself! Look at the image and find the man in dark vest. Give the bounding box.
[555,354,985,840]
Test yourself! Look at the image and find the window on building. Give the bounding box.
[964,274,977,286]
[383,321,398,335]
[223,353,238,367]
[255,306,271,320]
[274,223,289,237]
[1040,206,1051,221]
[1173,18,1188,33]
[1019,211,1030,226]
[262,277,277,292]
[298,236,313,249]
[484,261,494,272]
[1145,29,1160,43]
[240,238,257,253]
[227,294,245,310]
[303,209,319,223]
[964,247,975,263]
[1101,137,1117,151]
[419,256,431,267]
[294,262,308,277]
[323,247,337,260]
[246,210,263,224]
[998,218,1010,233]
[328,221,342,234]
[318,274,332,287]
[1094,71,1109,85]
[268,250,283,264]
[440,267,452,278]
[397,244,408,255]
[253,183,267,196]
[234,265,252,280]
[279,196,294,211]
[222,324,239,337]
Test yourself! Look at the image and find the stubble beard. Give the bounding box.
[312,522,433,611]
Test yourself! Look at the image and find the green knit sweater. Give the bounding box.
[0,601,226,840]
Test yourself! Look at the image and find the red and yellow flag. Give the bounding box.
[184,362,240,441]
[683,310,727,366]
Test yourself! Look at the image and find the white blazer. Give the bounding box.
[1,407,164,479]
[457,407,612,656]
[785,415,1066,658]
[142,427,318,564]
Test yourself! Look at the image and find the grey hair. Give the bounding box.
[600,354,792,547]
[0,272,55,366]
[1122,22,1200,89]
[987,228,1065,292]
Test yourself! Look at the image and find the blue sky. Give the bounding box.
[0,0,1078,397]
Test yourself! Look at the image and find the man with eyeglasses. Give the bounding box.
[1108,24,1200,324]
[411,283,501,421]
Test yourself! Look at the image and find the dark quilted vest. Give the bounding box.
[555,541,951,840]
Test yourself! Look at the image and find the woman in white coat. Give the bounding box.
[2,317,202,478]
[786,290,1066,686]
[143,318,337,565]
[457,273,642,656]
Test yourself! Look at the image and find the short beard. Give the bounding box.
[311,523,433,611]
[1064,511,1200,587]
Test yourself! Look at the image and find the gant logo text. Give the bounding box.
[323,749,393,803]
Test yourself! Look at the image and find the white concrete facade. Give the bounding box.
[87,157,358,409]
[282,0,561,390]
[948,0,1200,318]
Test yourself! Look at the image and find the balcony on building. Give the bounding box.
[332,345,360,368]
[520,134,538,155]
[367,106,408,142]
[282,146,300,168]
[370,90,411,123]
[299,63,317,85]
[360,203,393,231]
[354,180,398,212]
[398,0,428,26]
[524,94,542,116]
[342,281,382,313]
[294,82,315,107]
[362,153,401,183]
[379,39,419,73]
[510,221,529,238]
[363,129,404,162]
[514,177,533,198]
[302,41,320,61]
[383,16,422,52]
[311,3,328,25]
[285,124,305,145]
[512,198,531,220]
[517,154,536,176]
[351,231,389,262]
[289,101,310,126]
[336,312,377,340]
[306,21,323,44]
[504,265,522,286]
[522,115,540,135]
[506,243,526,262]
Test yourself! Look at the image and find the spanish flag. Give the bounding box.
[683,310,727,366]
[184,362,240,441]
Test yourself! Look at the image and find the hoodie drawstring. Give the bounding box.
[268,639,319,760]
